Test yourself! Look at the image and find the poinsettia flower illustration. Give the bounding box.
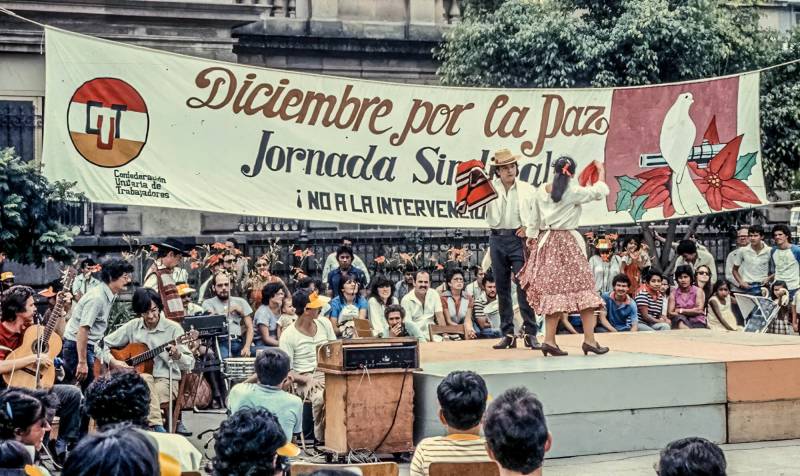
[633,166,676,217]
[688,135,760,211]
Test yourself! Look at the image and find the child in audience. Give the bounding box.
[766,281,794,335]
[707,281,739,331]
[276,296,298,339]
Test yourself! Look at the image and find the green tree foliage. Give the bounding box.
[0,148,77,266]
[436,0,799,194]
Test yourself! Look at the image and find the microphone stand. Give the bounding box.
[34,312,43,389]
[167,358,175,433]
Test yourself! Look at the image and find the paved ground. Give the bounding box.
[182,411,800,475]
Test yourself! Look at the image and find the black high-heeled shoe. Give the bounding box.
[493,335,517,349]
[541,342,568,357]
[582,341,610,355]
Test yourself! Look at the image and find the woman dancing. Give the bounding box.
[519,156,610,356]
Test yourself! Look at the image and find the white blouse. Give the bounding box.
[532,180,610,232]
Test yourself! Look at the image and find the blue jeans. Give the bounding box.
[61,339,95,391]
[741,283,764,296]
[218,338,254,359]
[474,327,502,339]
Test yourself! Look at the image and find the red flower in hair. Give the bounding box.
[687,135,760,211]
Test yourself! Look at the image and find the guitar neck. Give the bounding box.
[129,338,180,366]
[40,294,69,343]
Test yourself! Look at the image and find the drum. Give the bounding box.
[223,357,256,382]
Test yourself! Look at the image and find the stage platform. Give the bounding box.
[413,330,800,458]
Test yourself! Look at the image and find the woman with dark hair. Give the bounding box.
[668,265,707,329]
[440,268,478,339]
[212,407,288,476]
[62,424,160,476]
[694,264,713,309]
[619,236,651,295]
[0,389,58,475]
[519,157,610,356]
[327,274,368,338]
[253,282,285,349]
[367,276,398,336]
[0,439,32,470]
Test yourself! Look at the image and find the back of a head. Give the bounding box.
[255,348,291,386]
[212,407,285,476]
[484,387,548,475]
[437,371,488,431]
[62,424,159,476]
[657,437,726,476]
[85,372,150,428]
[0,440,31,469]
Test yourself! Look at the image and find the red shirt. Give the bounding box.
[0,323,24,360]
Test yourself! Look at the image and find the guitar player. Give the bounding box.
[99,287,195,434]
[0,285,83,463]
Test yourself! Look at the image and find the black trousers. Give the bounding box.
[489,234,538,336]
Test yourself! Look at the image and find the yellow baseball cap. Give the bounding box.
[277,441,301,457]
[305,291,330,310]
[176,283,196,297]
[0,272,14,281]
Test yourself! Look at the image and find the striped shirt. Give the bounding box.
[410,434,492,476]
[634,290,664,322]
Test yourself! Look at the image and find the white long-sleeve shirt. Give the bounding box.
[532,181,610,232]
[484,178,539,237]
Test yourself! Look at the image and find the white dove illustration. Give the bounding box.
[659,93,710,215]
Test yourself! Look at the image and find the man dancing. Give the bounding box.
[484,148,540,350]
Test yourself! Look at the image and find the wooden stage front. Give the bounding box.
[413,330,800,458]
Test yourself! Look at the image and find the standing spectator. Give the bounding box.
[675,240,718,284]
[634,270,672,331]
[327,275,368,338]
[484,387,551,476]
[400,271,444,340]
[588,238,623,294]
[410,371,493,476]
[732,224,771,296]
[619,236,651,295]
[221,252,243,297]
[440,269,477,339]
[202,272,255,359]
[243,257,286,311]
[327,246,367,299]
[224,237,250,287]
[394,270,416,302]
[768,224,800,301]
[63,259,134,390]
[367,276,398,337]
[322,237,370,286]
[725,226,750,287]
[464,266,487,302]
[598,274,641,332]
[668,265,707,329]
[381,305,425,341]
[472,273,502,338]
[707,281,739,331]
[71,258,101,302]
[253,283,284,349]
[656,437,726,476]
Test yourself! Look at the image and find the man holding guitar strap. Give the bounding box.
[0,286,83,462]
[99,288,195,433]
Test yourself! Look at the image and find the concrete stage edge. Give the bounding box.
[412,330,800,458]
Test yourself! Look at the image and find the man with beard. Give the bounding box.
[471,273,502,338]
[202,272,254,359]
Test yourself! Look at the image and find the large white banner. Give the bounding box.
[42,27,767,228]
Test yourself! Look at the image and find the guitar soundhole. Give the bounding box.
[31,342,50,354]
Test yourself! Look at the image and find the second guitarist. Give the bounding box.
[99,287,195,433]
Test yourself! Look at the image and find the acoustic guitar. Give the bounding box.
[94,330,199,376]
[3,268,76,389]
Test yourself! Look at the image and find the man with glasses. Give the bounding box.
[62,259,134,390]
[221,252,244,297]
[725,226,750,292]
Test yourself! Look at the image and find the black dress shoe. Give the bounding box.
[175,421,193,436]
[492,335,517,349]
[525,334,543,350]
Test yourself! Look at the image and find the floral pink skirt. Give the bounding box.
[519,230,602,316]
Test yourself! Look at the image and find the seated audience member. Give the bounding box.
[176,283,203,316]
[695,265,713,309]
[634,270,672,331]
[675,240,717,284]
[308,471,360,476]
[0,286,83,462]
[227,348,302,441]
[656,437,726,476]
[61,424,161,476]
[401,271,445,340]
[394,270,416,302]
[440,269,478,339]
[0,440,33,471]
[253,283,285,349]
[668,266,707,329]
[279,291,335,443]
[484,387,552,476]
[381,305,425,342]
[100,287,195,433]
[85,372,202,472]
[212,408,294,476]
[598,274,641,332]
[0,389,57,475]
[327,275,368,338]
[707,281,739,331]
[410,371,493,476]
[465,265,487,302]
[471,273,502,339]
[202,272,254,358]
[367,276,399,337]
[276,296,298,339]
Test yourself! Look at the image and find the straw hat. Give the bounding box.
[491,148,521,167]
